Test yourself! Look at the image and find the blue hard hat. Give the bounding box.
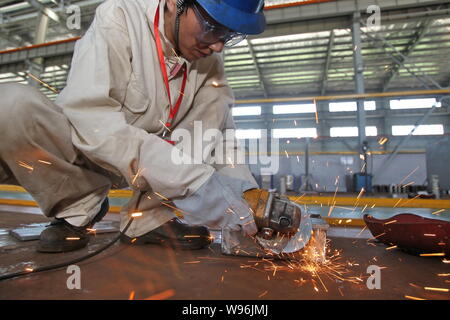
[196,0,266,35]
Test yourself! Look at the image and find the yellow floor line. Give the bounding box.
[0,198,366,227]
[288,195,450,209]
[2,184,450,208]
[0,198,123,213]
[0,185,132,198]
[324,218,365,227]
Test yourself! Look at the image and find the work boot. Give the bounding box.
[120,218,212,250]
[37,198,110,253]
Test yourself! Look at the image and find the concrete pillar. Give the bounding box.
[28,11,49,88]
[352,11,367,170]
[316,100,328,151]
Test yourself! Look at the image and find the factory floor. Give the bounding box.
[0,208,448,300]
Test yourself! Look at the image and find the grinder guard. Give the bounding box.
[221,190,315,257]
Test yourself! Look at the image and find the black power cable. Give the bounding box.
[0,217,135,282]
[0,192,147,282]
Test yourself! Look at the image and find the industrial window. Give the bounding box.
[330,126,378,137]
[273,128,317,139]
[390,98,441,109]
[232,106,262,116]
[0,72,24,83]
[273,103,317,114]
[329,101,376,112]
[235,129,262,140]
[392,125,444,136]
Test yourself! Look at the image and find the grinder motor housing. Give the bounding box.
[243,189,302,240]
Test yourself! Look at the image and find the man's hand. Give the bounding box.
[223,193,258,237]
[172,172,258,237]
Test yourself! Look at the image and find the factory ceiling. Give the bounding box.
[0,0,449,100]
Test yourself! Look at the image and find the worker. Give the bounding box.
[0,0,266,253]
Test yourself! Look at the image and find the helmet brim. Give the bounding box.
[196,0,266,35]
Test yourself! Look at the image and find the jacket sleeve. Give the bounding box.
[191,55,259,193]
[56,1,214,199]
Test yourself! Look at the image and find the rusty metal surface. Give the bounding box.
[0,212,449,300]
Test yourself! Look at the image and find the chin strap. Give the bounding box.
[174,0,185,54]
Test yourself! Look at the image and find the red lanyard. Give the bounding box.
[154,4,188,138]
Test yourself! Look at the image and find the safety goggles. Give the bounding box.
[191,3,247,48]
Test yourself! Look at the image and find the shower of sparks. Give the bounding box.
[159,120,172,132]
[327,186,339,217]
[405,295,426,300]
[27,73,59,93]
[131,212,143,218]
[398,166,419,186]
[361,204,368,214]
[65,237,80,241]
[18,161,34,172]
[409,283,421,289]
[327,203,336,217]
[385,245,397,251]
[356,188,365,200]
[258,290,268,298]
[420,253,445,257]
[252,234,365,294]
[378,137,388,145]
[432,209,445,215]
[398,194,420,207]
[86,228,97,234]
[356,226,367,237]
[38,160,52,165]
[314,100,319,124]
[144,289,175,300]
[393,199,403,208]
[227,157,235,168]
[131,168,145,185]
[360,162,366,172]
[424,287,449,292]
[290,193,306,205]
[154,192,169,201]
[171,48,182,63]
[367,232,386,241]
[161,201,192,217]
[402,181,415,188]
